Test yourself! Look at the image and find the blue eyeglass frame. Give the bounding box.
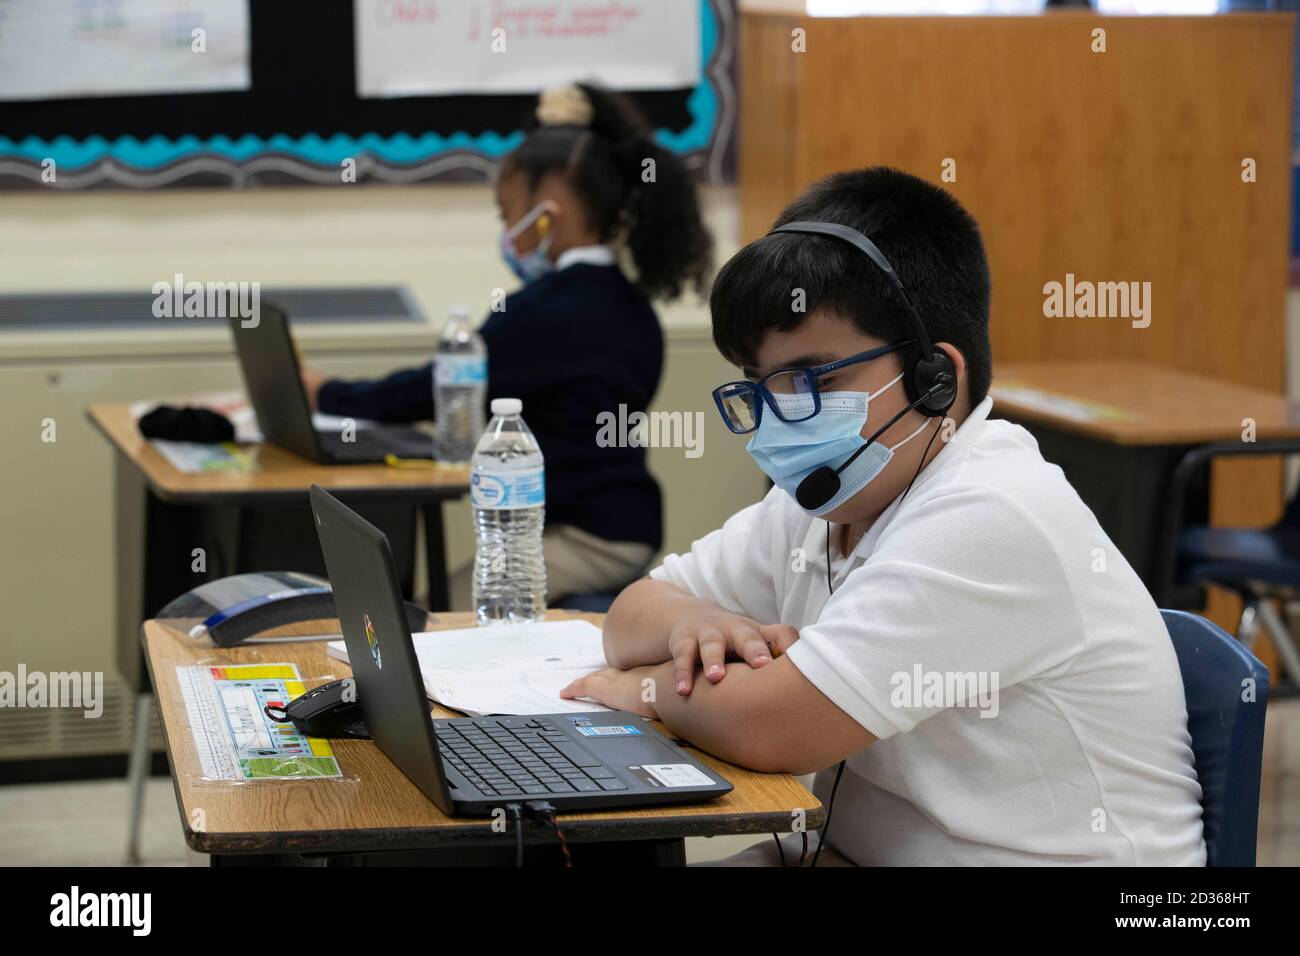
[712,340,914,434]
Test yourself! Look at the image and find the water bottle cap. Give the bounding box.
[491,398,522,417]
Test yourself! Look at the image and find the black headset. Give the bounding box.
[769,220,957,416]
[767,221,958,511]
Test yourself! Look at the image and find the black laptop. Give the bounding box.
[309,484,733,815]
[227,303,433,464]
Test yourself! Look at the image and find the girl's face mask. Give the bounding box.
[745,372,929,517]
[499,200,557,284]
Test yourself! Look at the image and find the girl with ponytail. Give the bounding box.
[497,82,712,300]
[308,83,714,605]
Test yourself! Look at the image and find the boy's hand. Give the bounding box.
[560,665,660,718]
[668,613,799,696]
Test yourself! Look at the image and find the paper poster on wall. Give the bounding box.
[0,0,250,102]
[355,0,701,98]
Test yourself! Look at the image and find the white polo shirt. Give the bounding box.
[650,397,1206,866]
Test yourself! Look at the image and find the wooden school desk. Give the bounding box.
[89,400,469,622]
[89,401,469,862]
[990,359,1300,607]
[143,613,824,866]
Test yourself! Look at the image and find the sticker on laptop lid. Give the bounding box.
[575,724,642,737]
[639,763,715,788]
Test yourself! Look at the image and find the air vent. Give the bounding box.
[0,678,161,760]
[0,286,425,330]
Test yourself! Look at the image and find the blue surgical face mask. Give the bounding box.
[746,372,930,517]
[500,201,555,284]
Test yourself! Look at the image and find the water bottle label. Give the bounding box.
[471,467,545,509]
[436,355,487,386]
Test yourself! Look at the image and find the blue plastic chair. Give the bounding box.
[1160,439,1300,682]
[1161,609,1270,866]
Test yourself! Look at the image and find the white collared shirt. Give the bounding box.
[651,397,1206,865]
[554,244,616,271]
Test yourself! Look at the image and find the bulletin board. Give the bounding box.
[0,0,736,189]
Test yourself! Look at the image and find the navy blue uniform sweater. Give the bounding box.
[317,264,664,551]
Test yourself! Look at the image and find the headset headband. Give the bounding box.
[769,221,937,359]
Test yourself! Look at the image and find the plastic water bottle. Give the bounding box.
[471,398,547,625]
[433,305,487,463]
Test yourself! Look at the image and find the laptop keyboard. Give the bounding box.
[318,430,392,462]
[434,716,629,798]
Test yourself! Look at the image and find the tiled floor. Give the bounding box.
[3,697,1298,866]
[0,777,195,867]
[1256,696,1300,866]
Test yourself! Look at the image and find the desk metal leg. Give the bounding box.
[643,838,688,866]
[124,692,154,864]
[422,502,451,612]
[123,486,210,864]
[1253,596,1300,681]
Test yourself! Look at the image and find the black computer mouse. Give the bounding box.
[265,678,370,739]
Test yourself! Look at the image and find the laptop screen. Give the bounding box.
[309,485,453,813]
[227,304,323,462]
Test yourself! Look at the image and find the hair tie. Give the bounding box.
[536,84,594,127]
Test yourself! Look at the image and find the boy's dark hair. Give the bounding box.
[710,167,993,405]
[500,84,713,302]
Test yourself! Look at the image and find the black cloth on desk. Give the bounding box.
[317,264,665,551]
[138,405,235,444]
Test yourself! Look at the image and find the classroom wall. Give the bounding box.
[0,183,734,335]
[740,12,1294,386]
[0,183,766,760]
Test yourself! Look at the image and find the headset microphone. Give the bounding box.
[793,381,946,511]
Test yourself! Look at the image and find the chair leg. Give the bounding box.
[1236,600,1260,651]
[1253,597,1300,684]
[124,692,153,865]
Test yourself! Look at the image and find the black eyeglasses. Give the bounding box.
[712,341,913,434]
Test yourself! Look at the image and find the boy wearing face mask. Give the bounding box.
[562,167,1205,867]
[304,85,712,604]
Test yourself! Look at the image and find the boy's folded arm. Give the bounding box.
[645,656,876,776]
[603,577,733,669]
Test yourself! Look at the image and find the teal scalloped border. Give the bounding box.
[0,1,719,170]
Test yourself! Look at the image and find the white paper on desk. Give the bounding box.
[326,620,612,717]
[310,412,385,433]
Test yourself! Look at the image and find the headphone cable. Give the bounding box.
[811,760,847,867]
[898,416,943,507]
[808,416,943,867]
[505,802,525,867]
[825,521,834,597]
[771,833,787,867]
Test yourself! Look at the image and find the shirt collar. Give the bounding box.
[554,244,616,271]
[939,394,993,459]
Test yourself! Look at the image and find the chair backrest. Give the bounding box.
[1160,609,1270,866]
